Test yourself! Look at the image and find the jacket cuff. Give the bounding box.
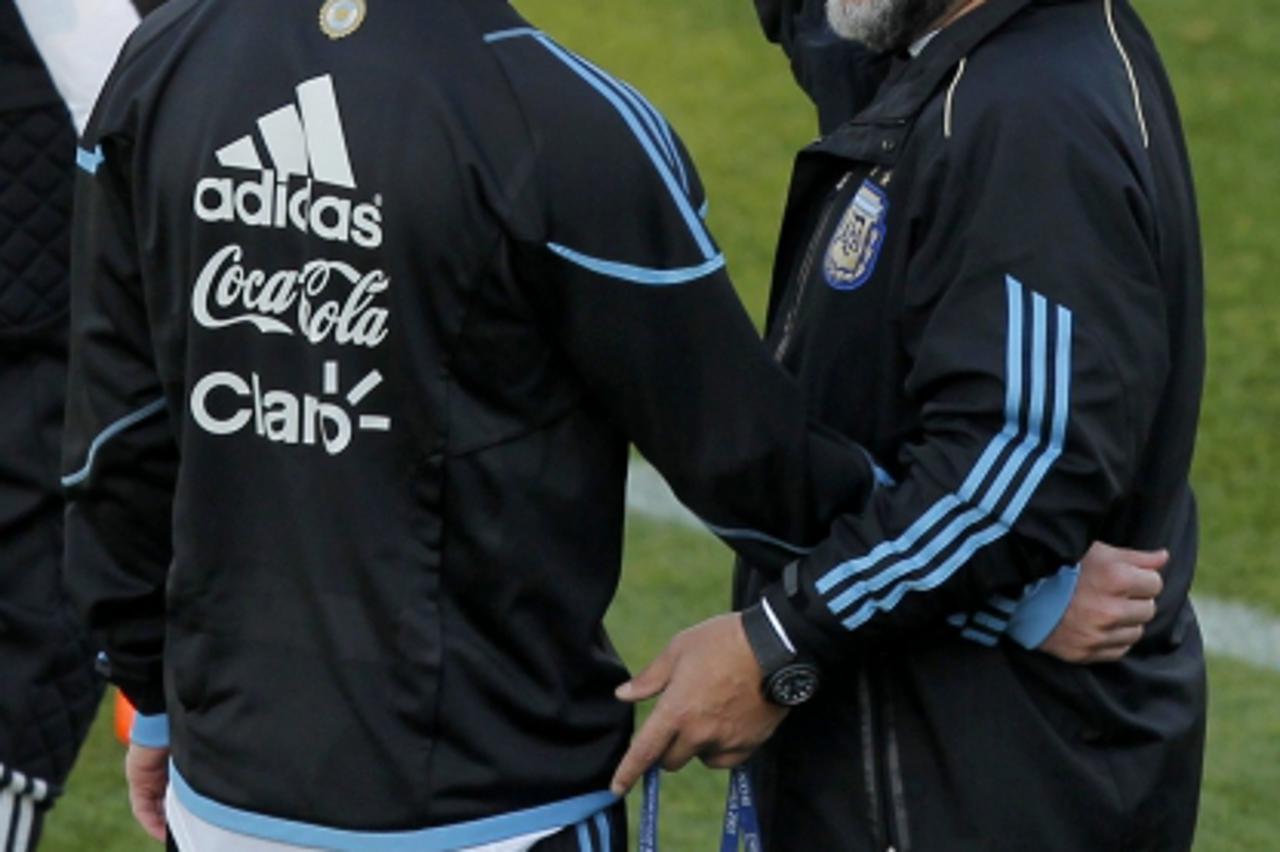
[759,563,843,667]
[1005,564,1080,650]
[130,713,170,749]
[96,653,167,715]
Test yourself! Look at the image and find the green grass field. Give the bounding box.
[42,0,1279,848]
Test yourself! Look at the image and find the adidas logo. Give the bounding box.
[193,74,383,248]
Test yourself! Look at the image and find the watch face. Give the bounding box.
[767,663,820,706]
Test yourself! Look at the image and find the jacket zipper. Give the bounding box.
[772,171,853,361]
[882,685,911,851]
[857,667,887,849]
[862,666,908,851]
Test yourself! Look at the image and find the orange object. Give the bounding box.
[113,688,136,745]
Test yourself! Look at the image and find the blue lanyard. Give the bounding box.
[638,767,661,852]
[719,767,762,852]
[635,766,761,852]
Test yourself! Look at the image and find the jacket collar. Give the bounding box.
[807,0,1034,164]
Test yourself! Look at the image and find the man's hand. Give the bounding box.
[1040,542,1167,663]
[610,614,788,796]
[125,743,169,842]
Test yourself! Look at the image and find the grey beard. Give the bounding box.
[826,0,956,54]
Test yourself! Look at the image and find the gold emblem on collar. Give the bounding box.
[319,0,366,39]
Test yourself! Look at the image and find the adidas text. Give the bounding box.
[194,172,383,248]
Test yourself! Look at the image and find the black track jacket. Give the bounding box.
[739,0,1207,848]
[61,0,883,843]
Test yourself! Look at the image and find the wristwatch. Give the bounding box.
[741,601,821,707]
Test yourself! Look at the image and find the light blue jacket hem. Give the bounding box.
[170,763,617,851]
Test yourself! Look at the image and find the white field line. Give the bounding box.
[625,462,1280,673]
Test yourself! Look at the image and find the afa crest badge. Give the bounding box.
[823,179,889,291]
[320,0,367,39]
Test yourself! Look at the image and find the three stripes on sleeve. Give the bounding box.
[815,275,1074,633]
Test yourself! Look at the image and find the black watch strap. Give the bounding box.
[743,601,822,707]
[742,601,795,676]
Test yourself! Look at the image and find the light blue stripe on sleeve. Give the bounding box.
[987,594,1019,615]
[482,27,541,43]
[532,36,717,261]
[618,77,689,194]
[703,522,813,556]
[61,398,166,488]
[815,277,1028,597]
[837,285,1073,631]
[815,494,963,595]
[971,611,1008,633]
[1001,306,1073,522]
[961,627,999,647]
[971,293,1048,518]
[573,56,681,177]
[547,243,724,286]
[483,27,693,201]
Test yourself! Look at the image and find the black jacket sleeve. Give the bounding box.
[761,85,1170,662]
[61,98,176,715]
[753,0,891,133]
[499,42,877,571]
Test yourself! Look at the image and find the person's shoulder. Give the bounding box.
[940,0,1147,153]
[484,28,675,153]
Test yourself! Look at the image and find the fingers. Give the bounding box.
[1088,556,1163,600]
[1083,644,1130,664]
[1084,542,1168,598]
[1086,541,1168,567]
[1117,596,1157,628]
[1046,623,1146,664]
[612,615,785,793]
[1091,596,1155,637]
[1102,624,1145,649]
[1040,590,1154,664]
[610,711,676,796]
[616,646,675,703]
[615,713,749,789]
[1127,547,1169,571]
[659,734,701,773]
[1086,624,1146,663]
[1120,564,1163,600]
